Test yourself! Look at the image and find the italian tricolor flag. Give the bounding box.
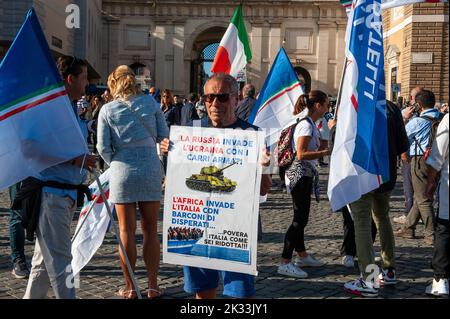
[340,0,352,8]
[211,4,252,77]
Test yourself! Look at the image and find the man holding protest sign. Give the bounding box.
[161,73,270,299]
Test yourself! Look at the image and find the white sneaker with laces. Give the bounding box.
[425,278,449,297]
[342,255,355,268]
[377,268,397,286]
[344,278,379,297]
[294,254,325,267]
[277,262,308,278]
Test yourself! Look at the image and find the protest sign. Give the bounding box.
[163,126,264,275]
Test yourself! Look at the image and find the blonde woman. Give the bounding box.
[97,65,170,299]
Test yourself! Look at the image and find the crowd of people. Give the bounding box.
[5,55,449,300]
[167,227,204,241]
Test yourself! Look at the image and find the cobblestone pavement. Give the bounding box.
[0,167,438,299]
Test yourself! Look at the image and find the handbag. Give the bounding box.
[285,158,320,202]
[118,98,166,183]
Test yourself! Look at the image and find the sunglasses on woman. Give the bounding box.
[203,93,231,103]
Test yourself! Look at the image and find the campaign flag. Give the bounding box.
[248,47,304,146]
[211,4,252,77]
[381,0,447,10]
[71,169,113,276]
[327,0,390,212]
[0,8,88,190]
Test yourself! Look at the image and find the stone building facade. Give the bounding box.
[383,2,449,104]
[1,1,448,103]
[0,0,103,79]
[102,0,348,96]
[1,0,74,56]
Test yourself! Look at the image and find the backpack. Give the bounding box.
[415,114,443,161]
[277,118,308,168]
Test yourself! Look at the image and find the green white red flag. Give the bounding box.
[211,4,252,77]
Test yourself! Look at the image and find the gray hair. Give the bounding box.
[203,73,239,95]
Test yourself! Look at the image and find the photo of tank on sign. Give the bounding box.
[185,162,238,193]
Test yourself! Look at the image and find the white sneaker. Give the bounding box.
[342,255,355,268]
[393,215,407,224]
[294,254,325,267]
[377,268,397,286]
[344,278,379,297]
[277,262,308,278]
[425,278,449,297]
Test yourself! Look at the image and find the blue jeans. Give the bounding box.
[9,183,26,263]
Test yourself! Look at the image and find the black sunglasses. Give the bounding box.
[204,93,231,103]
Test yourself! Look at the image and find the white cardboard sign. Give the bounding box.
[163,126,264,276]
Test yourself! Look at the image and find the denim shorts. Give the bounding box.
[183,266,255,298]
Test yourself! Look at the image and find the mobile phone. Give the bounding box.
[324,112,334,122]
[412,103,421,113]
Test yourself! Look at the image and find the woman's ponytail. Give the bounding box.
[294,94,309,115]
[294,90,328,115]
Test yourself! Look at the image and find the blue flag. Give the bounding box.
[327,0,390,211]
[249,48,304,146]
[350,0,389,177]
[0,8,88,190]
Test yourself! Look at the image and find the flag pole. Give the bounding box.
[334,56,348,119]
[92,170,143,299]
[71,192,100,244]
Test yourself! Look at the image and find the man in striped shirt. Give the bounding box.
[395,90,443,245]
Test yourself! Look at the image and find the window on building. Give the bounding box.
[390,66,399,101]
[392,7,404,22]
[130,62,147,76]
[125,25,150,49]
[52,36,63,49]
[201,43,219,77]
